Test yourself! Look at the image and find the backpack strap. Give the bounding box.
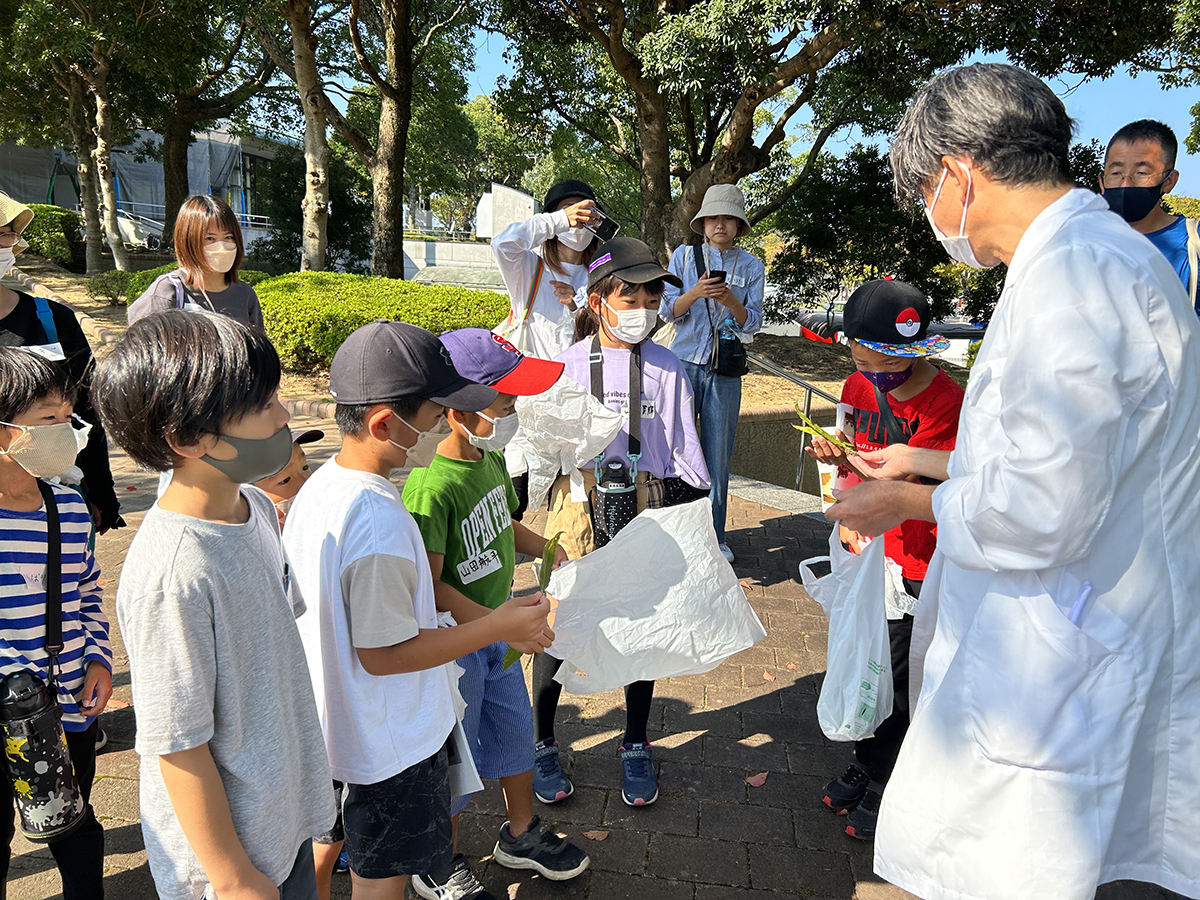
[589,333,642,467]
[35,481,63,679]
[33,296,57,345]
[167,273,186,309]
[871,383,909,447]
[1185,218,1199,310]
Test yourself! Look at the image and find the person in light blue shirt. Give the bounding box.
[1101,120,1198,313]
[659,183,764,561]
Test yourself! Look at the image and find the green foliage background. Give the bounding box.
[24,205,83,270]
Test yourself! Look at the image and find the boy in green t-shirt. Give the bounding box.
[403,328,589,898]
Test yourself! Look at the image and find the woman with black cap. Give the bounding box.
[492,180,604,517]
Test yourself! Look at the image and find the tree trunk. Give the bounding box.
[285,0,331,272]
[371,85,407,278]
[160,102,196,249]
[90,72,132,271]
[66,77,104,275]
[634,90,675,262]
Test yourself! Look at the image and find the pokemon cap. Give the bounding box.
[841,279,950,357]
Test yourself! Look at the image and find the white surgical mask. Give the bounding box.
[924,166,996,270]
[388,413,449,469]
[601,301,658,344]
[467,410,520,452]
[0,414,91,479]
[203,240,238,274]
[0,248,16,276]
[557,226,593,252]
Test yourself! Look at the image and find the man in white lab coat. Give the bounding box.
[829,62,1200,900]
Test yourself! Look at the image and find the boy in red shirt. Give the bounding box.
[807,279,964,841]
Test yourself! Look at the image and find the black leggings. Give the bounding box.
[532,653,655,746]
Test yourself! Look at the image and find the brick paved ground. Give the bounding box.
[4,420,1185,900]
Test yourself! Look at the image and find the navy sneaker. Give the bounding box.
[845,785,882,841]
[822,763,869,814]
[411,853,496,900]
[492,816,590,880]
[533,738,573,804]
[619,742,658,807]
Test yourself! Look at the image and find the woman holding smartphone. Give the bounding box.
[659,183,764,563]
[492,179,607,517]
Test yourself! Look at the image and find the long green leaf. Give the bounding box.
[503,532,565,669]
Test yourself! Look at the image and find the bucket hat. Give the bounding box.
[0,194,34,253]
[690,183,751,237]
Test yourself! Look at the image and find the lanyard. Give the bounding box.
[589,333,642,469]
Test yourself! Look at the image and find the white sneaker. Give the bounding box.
[719,542,735,563]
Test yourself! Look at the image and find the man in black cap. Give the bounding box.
[283,320,555,900]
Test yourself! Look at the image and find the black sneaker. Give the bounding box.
[845,785,882,841]
[492,816,590,881]
[822,763,869,814]
[411,853,496,900]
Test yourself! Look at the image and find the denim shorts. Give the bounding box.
[342,744,452,879]
[451,639,536,816]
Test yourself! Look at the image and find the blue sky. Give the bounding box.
[468,32,1200,194]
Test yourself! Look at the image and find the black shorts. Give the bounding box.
[342,744,452,879]
[313,781,346,845]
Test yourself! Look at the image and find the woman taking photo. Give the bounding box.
[128,194,261,326]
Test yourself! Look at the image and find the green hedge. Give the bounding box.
[257,272,508,371]
[24,204,83,269]
[126,263,271,302]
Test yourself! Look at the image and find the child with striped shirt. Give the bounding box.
[0,346,111,897]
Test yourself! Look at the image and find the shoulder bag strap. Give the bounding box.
[35,480,63,677]
[1185,218,1199,309]
[33,295,57,345]
[167,274,186,309]
[590,334,642,465]
[871,383,909,447]
[521,257,544,325]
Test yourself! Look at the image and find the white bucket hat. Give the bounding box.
[0,194,33,253]
[690,183,751,237]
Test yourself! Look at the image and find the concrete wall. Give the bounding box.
[730,402,837,496]
[403,239,497,279]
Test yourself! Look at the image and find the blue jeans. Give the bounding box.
[681,361,741,542]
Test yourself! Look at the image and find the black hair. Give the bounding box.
[0,347,76,423]
[335,395,425,437]
[91,310,281,472]
[1107,120,1179,170]
[575,276,666,342]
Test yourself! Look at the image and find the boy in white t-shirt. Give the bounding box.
[283,321,554,900]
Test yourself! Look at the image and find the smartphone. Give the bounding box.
[583,209,620,242]
[708,269,727,283]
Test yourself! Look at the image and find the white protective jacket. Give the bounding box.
[875,189,1200,900]
[491,210,588,361]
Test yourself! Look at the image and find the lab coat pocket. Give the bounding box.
[962,576,1118,773]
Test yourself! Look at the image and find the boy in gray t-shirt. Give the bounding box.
[93,311,334,900]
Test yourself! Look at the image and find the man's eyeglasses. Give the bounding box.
[1102,170,1172,189]
[0,232,21,248]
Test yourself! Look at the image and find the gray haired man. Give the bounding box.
[830,63,1200,900]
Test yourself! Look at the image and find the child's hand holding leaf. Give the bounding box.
[504,532,564,669]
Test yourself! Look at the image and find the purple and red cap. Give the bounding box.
[439,328,564,396]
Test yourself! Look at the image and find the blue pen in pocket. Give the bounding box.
[1068,581,1093,626]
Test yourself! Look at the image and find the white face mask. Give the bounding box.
[388,413,449,469]
[0,414,91,479]
[557,226,593,252]
[601,300,658,344]
[0,248,16,276]
[924,166,996,270]
[203,240,238,274]
[466,410,520,452]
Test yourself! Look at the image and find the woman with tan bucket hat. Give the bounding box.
[658,182,764,563]
[0,193,123,533]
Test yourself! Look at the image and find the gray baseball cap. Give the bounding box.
[329,320,497,410]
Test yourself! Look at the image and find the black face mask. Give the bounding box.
[1104,176,1170,223]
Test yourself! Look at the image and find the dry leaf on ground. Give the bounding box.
[745,772,769,787]
[786,662,797,671]
[106,699,130,709]
[763,670,777,683]
[582,830,609,841]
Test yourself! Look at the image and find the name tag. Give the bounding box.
[16,564,46,590]
[25,343,65,362]
[182,302,206,313]
[640,400,656,418]
[731,275,746,288]
[457,549,501,584]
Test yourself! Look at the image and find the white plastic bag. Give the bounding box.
[545,498,766,694]
[799,527,893,741]
[512,379,626,511]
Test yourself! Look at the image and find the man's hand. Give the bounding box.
[826,480,936,535]
[491,592,553,650]
[850,445,913,481]
[78,660,112,717]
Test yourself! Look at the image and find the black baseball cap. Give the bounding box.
[587,237,683,290]
[544,179,596,212]
[329,320,497,410]
[841,279,950,358]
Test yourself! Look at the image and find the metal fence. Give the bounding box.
[746,351,839,493]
